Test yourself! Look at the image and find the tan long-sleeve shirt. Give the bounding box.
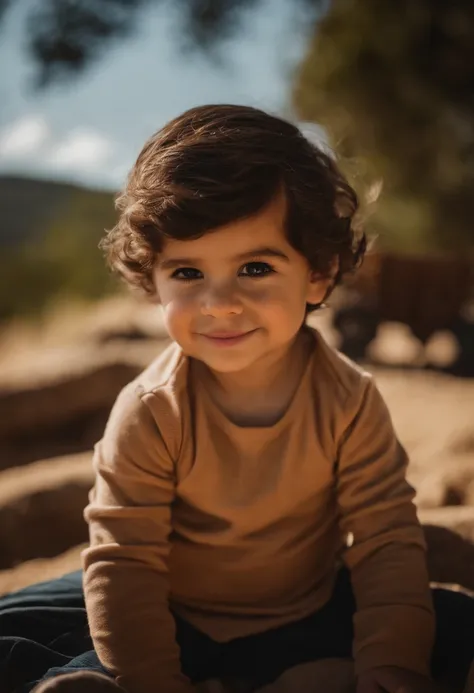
[82,326,434,693]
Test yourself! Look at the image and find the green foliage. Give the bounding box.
[293,0,474,252]
[0,188,119,321]
[20,0,320,88]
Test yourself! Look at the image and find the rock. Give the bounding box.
[416,459,474,509]
[420,507,474,544]
[369,368,474,478]
[421,508,474,592]
[0,452,93,569]
[0,340,169,470]
[82,297,169,344]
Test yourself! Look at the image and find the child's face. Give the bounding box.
[153,193,333,375]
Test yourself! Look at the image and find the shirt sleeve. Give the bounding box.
[81,383,194,693]
[336,373,435,677]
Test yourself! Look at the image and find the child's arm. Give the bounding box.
[336,374,435,681]
[81,384,194,693]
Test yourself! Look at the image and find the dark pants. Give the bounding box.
[1,569,473,693]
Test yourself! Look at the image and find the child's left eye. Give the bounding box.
[171,267,202,281]
[239,262,275,277]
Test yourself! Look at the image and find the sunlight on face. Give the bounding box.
[152,194,330,376]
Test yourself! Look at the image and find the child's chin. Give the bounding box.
[201,355,256,374]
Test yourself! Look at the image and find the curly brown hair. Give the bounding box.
[101,104,366,312]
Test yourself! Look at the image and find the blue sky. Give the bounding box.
[0,0,316,190]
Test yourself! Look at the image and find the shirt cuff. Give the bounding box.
[353,604,435,676]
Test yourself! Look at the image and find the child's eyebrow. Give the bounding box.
[234,247,290,263]
[159,246,290,271]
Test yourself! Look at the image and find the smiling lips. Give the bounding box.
[200,329,256,346]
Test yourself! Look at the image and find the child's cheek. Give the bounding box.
[246,284,295,310]
[244,283,279,304]
[249,285,307,333]
[161,297,194,342]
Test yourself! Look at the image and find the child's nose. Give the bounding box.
[200,286,244,317]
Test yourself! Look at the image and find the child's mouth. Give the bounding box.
[200,329,257,346]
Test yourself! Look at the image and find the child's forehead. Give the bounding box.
[159,195,290,261]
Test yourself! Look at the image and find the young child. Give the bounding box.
[2,105,474,693]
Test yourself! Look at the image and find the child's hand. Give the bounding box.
[357,666,445,693]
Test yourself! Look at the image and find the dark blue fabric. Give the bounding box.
[1,569,473,693]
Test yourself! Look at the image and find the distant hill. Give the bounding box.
[0,175,120,320]
[0,175,115,247]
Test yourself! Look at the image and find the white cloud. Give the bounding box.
[0,115,50,159]
[0,121,124,189]
[48,129,113,170]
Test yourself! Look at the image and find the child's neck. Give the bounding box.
[196,328,312,426]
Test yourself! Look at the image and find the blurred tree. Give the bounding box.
[18,0,319,88]
[293,0,474,252]
[0,0,11,21]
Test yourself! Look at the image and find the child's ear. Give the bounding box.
[306,257,339,305]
